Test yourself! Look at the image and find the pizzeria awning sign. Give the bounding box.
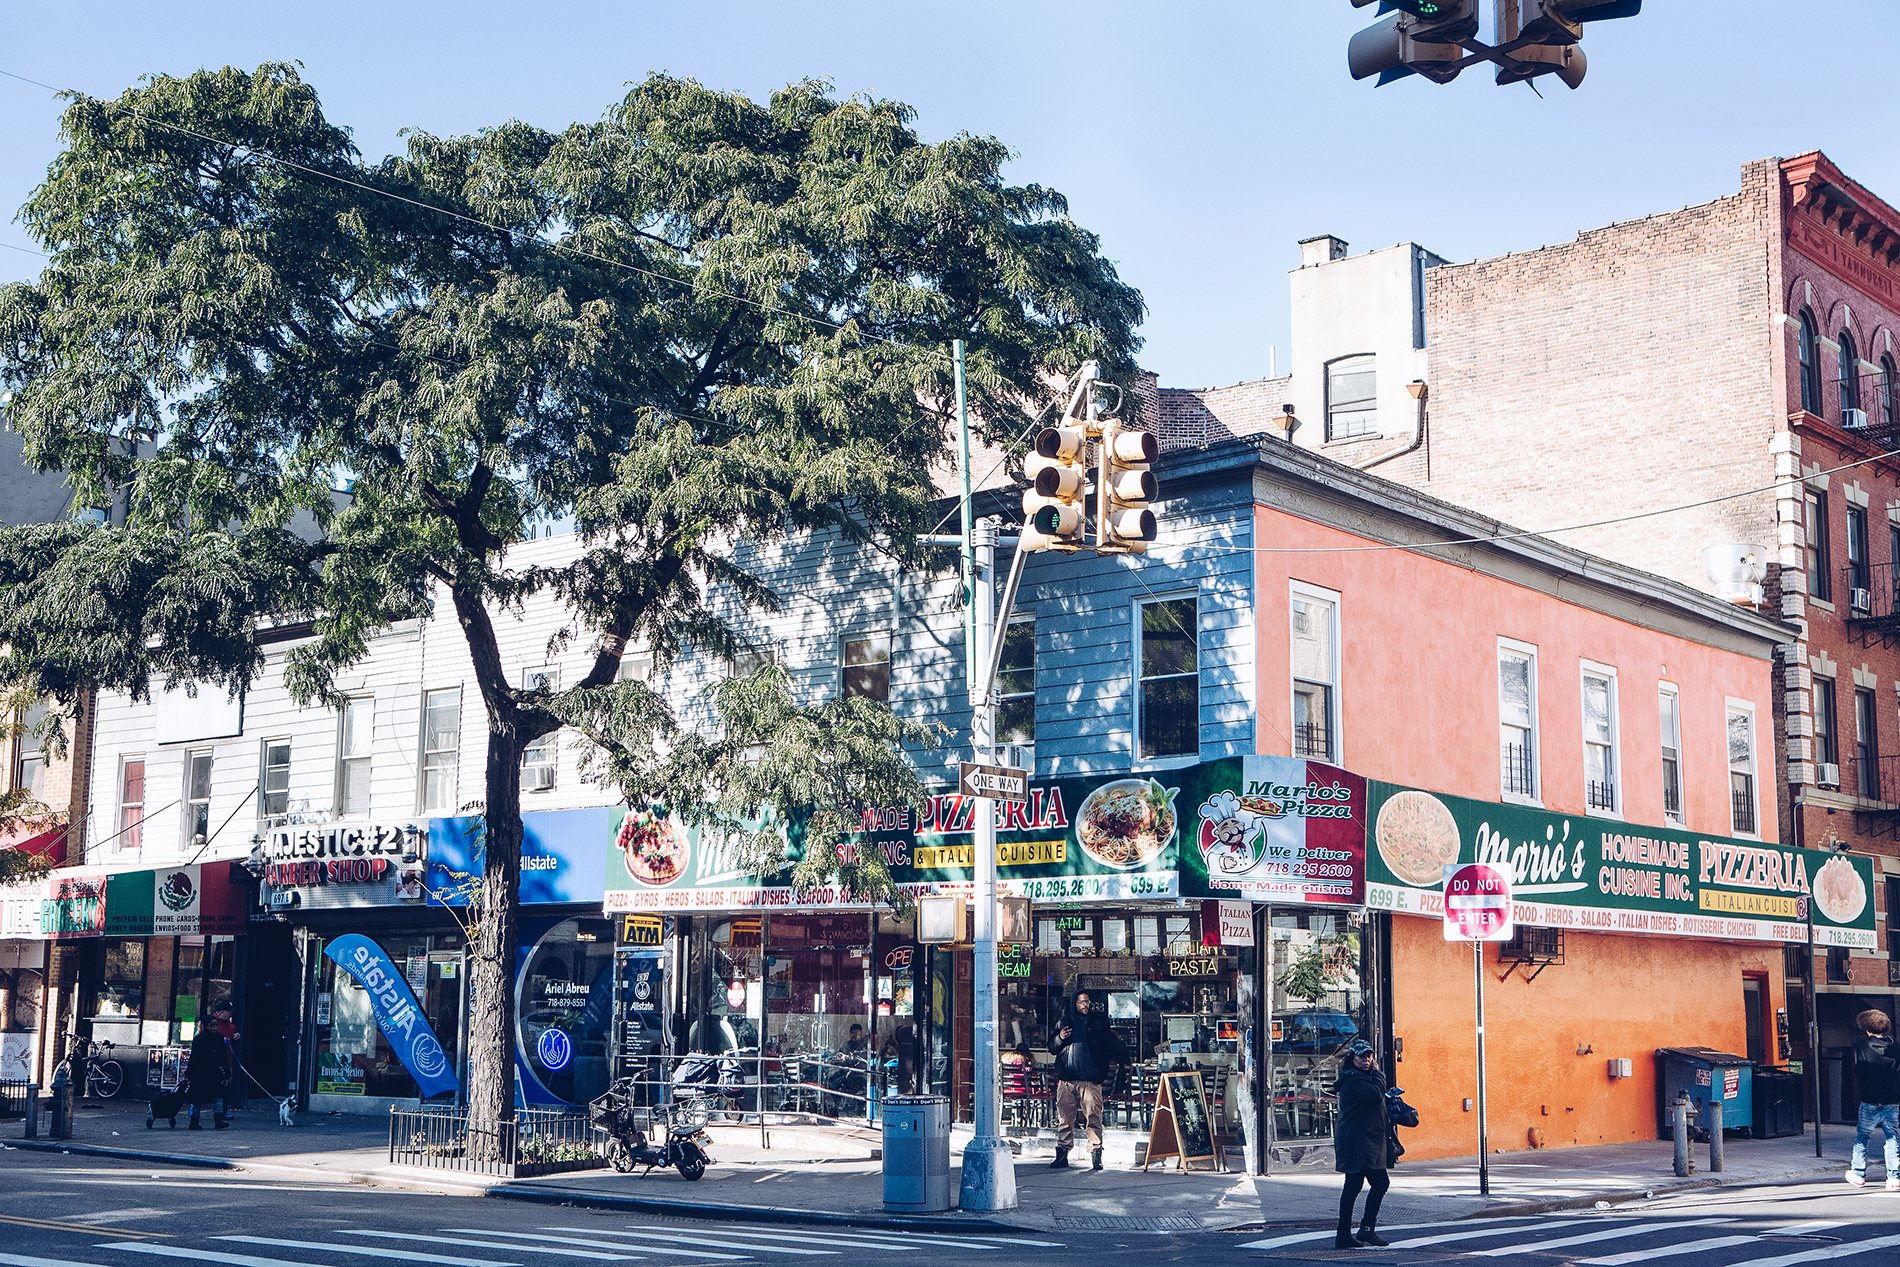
[1175,756,1366,905]
[1365,782,1878,948]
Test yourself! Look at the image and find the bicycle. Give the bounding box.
[67,1037,125,1100]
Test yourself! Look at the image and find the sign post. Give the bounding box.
[1444,862,1513,1196]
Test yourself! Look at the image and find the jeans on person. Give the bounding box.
[1852,1102,1900,1176]
[1055,1079,1105,1149]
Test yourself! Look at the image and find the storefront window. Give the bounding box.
[762,914,875,1117]
[1267,909,1365,1147]
[172,938,205,1042]
[316,931,464,1100]
[518,917,615,1107]
[93,939,146,1019]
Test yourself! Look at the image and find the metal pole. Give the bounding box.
[1672,1094,1691,1177]
[1709,1097,1724,1172]
[1807,907,1822,1158]
[1475,942,1489,1196]
[956,341,976,699]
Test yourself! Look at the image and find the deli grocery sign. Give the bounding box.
[1365,782,1877,948]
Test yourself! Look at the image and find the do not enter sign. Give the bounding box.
[1443,862,1514,942]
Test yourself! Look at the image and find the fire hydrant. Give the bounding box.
[49,1063,73,1140]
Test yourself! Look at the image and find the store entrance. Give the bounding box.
[1265,907,1368,1162]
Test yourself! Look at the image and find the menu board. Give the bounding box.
[1143,1070,1216,1171]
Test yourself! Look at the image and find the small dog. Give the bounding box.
[146,1089,187,1129]
[277,1096,296,1127]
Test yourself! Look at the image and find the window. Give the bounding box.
[184,751,213,844]
[1659,687,1682,823]
[1325,355,1377,441]
[1729,704,1757,835]
[1798,310,1822,414]
[1814,678,1838,770]
[616,653,652,684]
[15,700,46,801]
[1856,687,1879,799]
[336,697,372,817]
[521,668,560,793]
[1883,356,1897,429]
[843,634,890,701]
[118,758,146,851]
[261,741,291,825]
[1848,506,1870,600]
[727,648,774,678]
[1827,946,1851,984]
[1839,329,1861,421]
[1498,642,1538,800]
[996,618,1035,747]
[420,688,461,814]
[1291,591,1338,762]
[1806,489,1831,601]
[1581,666,1617,812]
[1137,596,1199,760]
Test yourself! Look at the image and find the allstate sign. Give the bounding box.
[322,934,459,1098]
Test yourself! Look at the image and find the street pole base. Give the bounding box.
[959,1136,1019,1211]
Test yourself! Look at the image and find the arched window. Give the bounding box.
[1883,355,1897,430]
[1798,310,1822,414]
[1839,328,1862,422]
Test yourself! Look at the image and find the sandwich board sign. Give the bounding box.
[1142,1069,1217,1172]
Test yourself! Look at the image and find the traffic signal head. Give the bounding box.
[1022,427,1091,552]
[1099,423,1158,553]
[1347,0,1477,84]
[1495,0,1637,86]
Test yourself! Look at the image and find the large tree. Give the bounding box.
[0,64,1142,1131]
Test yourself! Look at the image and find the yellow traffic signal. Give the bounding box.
[1022,427,1090,551]
[1099,423,1157,553]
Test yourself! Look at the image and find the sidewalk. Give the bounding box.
[4,1099,1852,1232]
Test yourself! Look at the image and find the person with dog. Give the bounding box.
[1049,990,1127,1172]
[185,1016,230,1130]
[210,999,240,1124]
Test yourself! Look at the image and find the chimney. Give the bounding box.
[1299,235,1349,267]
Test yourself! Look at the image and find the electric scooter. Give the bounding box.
[589,1077,713,1179]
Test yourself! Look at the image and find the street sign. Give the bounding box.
[1443,862,1514,942]
[959,761,1029,804]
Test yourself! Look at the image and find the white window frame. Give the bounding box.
[116,755,146,854]
[842,631,891,701]
[1134,590,1202,766]
[1727,697,1759,839]
[419,687,462,815]
[1289,582,1342,766]
[183,749,214,847]
[521,667,560,794]
[260,739,292,827]
[1498,638,1540,806]
[1580,660,1620,818]
[1658,682,1683,826]
[15,701,47,801]
[335,696,373,819]
[996,614,1036,755]
[1324,354,1378,442]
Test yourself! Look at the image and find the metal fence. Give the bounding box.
[387,1105,606,1178]
[0,1079,29,1120]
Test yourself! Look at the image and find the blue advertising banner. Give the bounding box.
[428,809,610,907]
[322,934,460,1099]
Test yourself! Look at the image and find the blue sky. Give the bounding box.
[3,2,1896,389]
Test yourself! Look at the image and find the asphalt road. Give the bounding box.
[0,1152,1896,1267]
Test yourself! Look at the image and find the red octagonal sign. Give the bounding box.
[1443,862,1514,943]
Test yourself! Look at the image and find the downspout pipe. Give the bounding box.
[1350,380,1428,471]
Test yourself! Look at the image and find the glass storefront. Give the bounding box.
[314,930,463,1100]
[1266,907,1368,1151]
[517,916,615,1107]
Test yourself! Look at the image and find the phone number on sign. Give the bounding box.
[1010,873,1179,900]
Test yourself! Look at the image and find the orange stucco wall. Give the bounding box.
[1392,917,1786,1159]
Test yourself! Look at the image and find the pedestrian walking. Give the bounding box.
[1049,990,1127,1171]
[184,1016,229,1131]
[1847,1009,1898,1189]
[211,999,240,1127]
[1333,1038,1391,1248]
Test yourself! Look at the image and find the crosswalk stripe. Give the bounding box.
[342,1231,637,1261]
[1576,1234,1766,1265]
[1390,1217,1598,1249]
[1767,1222,1850,1238]
[613,1229,933,1253]
[540,1229,831,1256]
[0,1253,115,1267]
[1745,1232,1900,1267]
[1468,1218,1736,1256]
[796,1231,1064,1249]
[1237,1216,1544,1250]
[450,1231,744,1261]
[98,1244,362,1267]
[217,1236,509,1267]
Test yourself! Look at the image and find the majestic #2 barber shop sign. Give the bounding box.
[603,756,1367,912]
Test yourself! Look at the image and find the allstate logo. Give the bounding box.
[158,871,196,912]
[409,1032,449,1079]
[632,977,652,1002]
[536,1026,573,1072]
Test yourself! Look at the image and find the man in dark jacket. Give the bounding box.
[1848,1009,1898,1189]
[185,1020,229,1131]
[1049,991,1126,1171]
[1332,1039,1391,1248]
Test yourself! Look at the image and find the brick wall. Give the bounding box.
[1156,375,1291,452]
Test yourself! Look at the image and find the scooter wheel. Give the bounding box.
[608,1140,637,1174]
[676,1143,707,1180]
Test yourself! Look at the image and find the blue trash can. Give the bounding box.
[1656,1047,1754,1137]
[882,1094,951,1212]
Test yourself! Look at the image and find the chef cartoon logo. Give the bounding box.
[1196,791,1286,875]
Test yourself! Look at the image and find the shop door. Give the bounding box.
[1742,975,1766,1067]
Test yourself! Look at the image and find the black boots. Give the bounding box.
[1091,1147,1103,1171]
[1049,1147,1070,1169]
[1333,1220,1357,1250]
[214,1115,230,1130]
[1355,1226,1390,1247]
[188,1118,203,1130]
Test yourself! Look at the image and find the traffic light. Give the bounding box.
[1494,0,1640,88]
[1348,0,1479,84]
[1021,425,1089,551]
[1098,423,1158,554]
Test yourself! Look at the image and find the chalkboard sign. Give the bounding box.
[1142,1070,1216,1171]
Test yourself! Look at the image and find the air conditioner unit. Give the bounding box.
[1853,587,1873,613]
[1818,762,1841,788]
[524,764,557,791]
[1843,408,1869,429]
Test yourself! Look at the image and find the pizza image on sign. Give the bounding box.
[1376,790,1461,887]
[1814,855,1867,924]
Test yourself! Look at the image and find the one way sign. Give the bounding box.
[958,762,1029,804]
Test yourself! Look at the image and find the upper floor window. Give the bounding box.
[1855,687,1879,800]
[1839,329,1862,422]
[337,697,372,817]
[1798,310,1822,414]
[1728,704,1757,835]
[1848,506,1870,601]
[1582,665,1618,813]
[118,758,145,851]
[1325,355,1377,441]
[1291,589,1339,762]
[996,618,1036,749]
[15,700,46,801]
[1659,686,1682,824]
[1883,355,1897,430]
[185,751,213,845]
[521,668,559,793]
[420,688,462,815]
[1498,642,1537,801]
[1814,677,1839,771]
[261,741,291,825]
[844,634,890,701]
[1806,489,1831,601]
[1137,595,1199,760]
[727,648,774,678]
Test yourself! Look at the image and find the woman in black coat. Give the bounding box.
[184,1022,229,1130]
[1332,1039,1391,1248]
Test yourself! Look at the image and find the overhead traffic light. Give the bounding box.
[1348,0,1479,84]
[1021,425,1089,551]
[1346,0,1638,89]
[1494,0,1640,89]
[1099,423,1158,554]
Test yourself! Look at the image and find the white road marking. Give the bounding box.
[543,1229,831,1256]
[1577,1235,1769,1265]
[1468,1218,1734,1256]
[1390,1218,1597,1249]
[612,1229,931,1253]
[783,1230,1066,1249]
[0,1253,115,1267]
[1236,1216,1545,1250]
[1746,1232,1900,1267]
[343,1231,637,1261]
[218,1238,512,1267]
[1767,1222,1850,1238]
[453,1231,744,1262]
[99,1244,372,1267]
[65,1211,171,1225]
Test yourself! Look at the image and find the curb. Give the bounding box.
[489,1182,1017,1230]
[4,1138,239,1169]
[1466,1160,1850,1219]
